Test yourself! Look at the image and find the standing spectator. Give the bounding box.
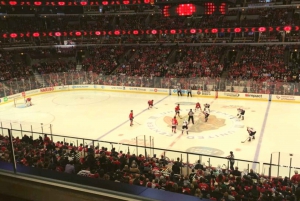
[232,167,241,177]
[172,158,181,174]
[227,151,235,171]
[194,160,204,170]
[291,170,300,191]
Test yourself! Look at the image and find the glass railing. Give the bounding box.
[0,72,299,96]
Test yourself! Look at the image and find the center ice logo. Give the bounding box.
[164,115,226,133]
[146,110,243,140]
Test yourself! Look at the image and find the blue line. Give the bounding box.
[96,95,170,140]
[252,100,271,170]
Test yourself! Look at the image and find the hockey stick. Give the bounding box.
[241,137,250,143]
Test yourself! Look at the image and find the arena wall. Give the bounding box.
[0,85,299,105]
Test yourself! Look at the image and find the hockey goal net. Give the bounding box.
[14,97,26,107]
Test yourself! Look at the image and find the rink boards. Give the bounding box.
[0,85,299,105]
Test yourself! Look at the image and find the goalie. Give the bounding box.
[26,97,32,106]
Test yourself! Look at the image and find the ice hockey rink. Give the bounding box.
[0,90,299,177]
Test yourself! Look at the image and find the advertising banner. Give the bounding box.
[273,94,300,103]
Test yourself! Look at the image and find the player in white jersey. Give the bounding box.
[203,107,210,122]
[181,119,188,135]
[247,127,256,142]
[204,103,210,109]
[237,108,245,120]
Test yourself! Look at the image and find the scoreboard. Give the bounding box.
[162,3,227,16]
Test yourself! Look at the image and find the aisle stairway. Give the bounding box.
[33,72,45,87]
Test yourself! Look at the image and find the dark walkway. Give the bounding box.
[0,194,32,201]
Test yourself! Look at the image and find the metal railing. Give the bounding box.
[2,126,260,177]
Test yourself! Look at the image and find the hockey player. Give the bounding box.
[26,97,32,106]
[203,107,210,122]
[129,110,134,126]
[237,108,245,120]
[171,116,178,133]
[175,104,181,118]
[247,127,256,142]
[182,119,188,135]
[195,102,202,112]
[148,100,154,109]
[204,103,210,109]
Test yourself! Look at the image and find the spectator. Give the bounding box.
[77,166,91,177]
[232,167,241,177]
[65,160,75,174]
[227,151,235,171]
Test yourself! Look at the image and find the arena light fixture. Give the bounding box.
[34,1,42,6]
[123,0,130,4]
[54,32,61,37]
[75,31,82,36]
[114,30,120,35]
[190,29,196,34]
[9,1,17,5]
[211,28,218,33]
[151,29,157,34]
[58,1,65,6]
[284,26,291,32]
[170,29,176,34]
[80,1,88,6]
[258,27,266,32]
[3,25,300,39]
[234,28,241,33]
[10,33,17,38]
[102,1,108,5]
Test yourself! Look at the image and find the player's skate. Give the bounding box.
[248,137,251,142]
[242,116,244,120]
[252,136,255,139]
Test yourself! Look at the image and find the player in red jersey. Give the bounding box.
[195,102,201,112]
[171,116,178,133]
[148,100,154,109]
[129,110,134,126]
[26,97,32,106]
[175,104,181,117]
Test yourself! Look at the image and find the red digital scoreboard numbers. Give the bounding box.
[163,3,227,17]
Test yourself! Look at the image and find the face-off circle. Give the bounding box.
[146,109,243,140]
